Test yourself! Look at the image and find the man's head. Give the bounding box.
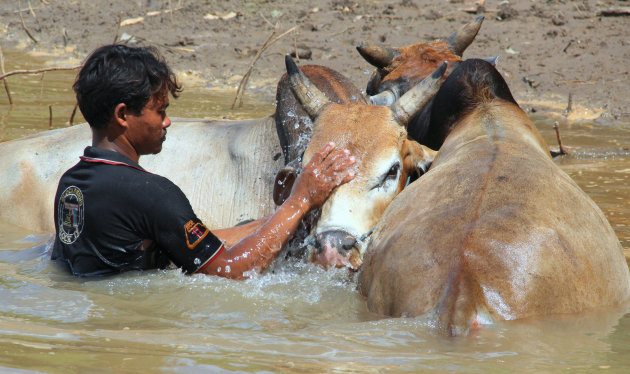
[73,44,181,130]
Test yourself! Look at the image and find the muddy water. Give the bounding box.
[2,51,630,373]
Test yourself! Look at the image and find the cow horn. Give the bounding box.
[368,90,397,106]
[391,62,446,127]
[368,83,403,106]
[273,165,299,206]
[356,45,399,69]
[484,55,499,67]
[285,55,331,118]
[446,16,484,56]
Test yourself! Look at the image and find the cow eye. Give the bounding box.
[372,162,399,190]
[385,163,400,180]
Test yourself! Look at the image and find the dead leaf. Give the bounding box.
[204,11,237,21]
[120,17,144,26]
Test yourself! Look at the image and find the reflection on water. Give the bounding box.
[2,49,630,372]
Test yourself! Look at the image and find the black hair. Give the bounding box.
[73,44,182,129]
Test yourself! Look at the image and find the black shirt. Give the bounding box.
[51,146,224,276]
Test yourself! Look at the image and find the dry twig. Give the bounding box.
[293,28,299,63]
[231,24,297,109]
[0,45,14,106]
[40,71,45,97]
[563,92,573,117]
[17,0,38,44]
[114,13,123,43]
[598,7,630,16]
[551,121,568,156]
[48,104,53,130]
[0,65,82,81]
[67,103,79,127]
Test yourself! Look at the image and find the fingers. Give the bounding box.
[290,142,357,210]
[321,148,353,171]
[315,146,356,186]
[308,142,336,168]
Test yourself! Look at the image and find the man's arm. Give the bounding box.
[198,142,355,279]
[211,217,269,248]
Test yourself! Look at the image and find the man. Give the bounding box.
[51,44,356,279]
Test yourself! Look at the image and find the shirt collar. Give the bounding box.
[82,146,145,171]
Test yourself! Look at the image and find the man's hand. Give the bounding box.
[290,142,356,211]
[201,142,355,279]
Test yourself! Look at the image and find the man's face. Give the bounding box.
[125,93,171,156]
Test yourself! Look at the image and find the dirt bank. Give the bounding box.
[1,0,629,120]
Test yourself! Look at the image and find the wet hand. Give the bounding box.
[290,142,356,211]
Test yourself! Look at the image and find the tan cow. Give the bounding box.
[0,65,364,233]
[275,56,446,269]
[358,59,630,335]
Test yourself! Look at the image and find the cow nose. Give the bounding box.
[316,230,357,254]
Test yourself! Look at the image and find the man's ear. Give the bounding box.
[113,103,129,129]
[402,139,436,178]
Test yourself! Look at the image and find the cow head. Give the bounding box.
[275,65,366,166]
[357,16,485,149]
[274,56,445,269]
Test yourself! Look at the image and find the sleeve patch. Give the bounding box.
[184,220,209,249]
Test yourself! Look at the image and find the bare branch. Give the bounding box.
[563,92,573,117]
[0,45,14,106]
[48,104,53,130]
[293,27,299,63]
[67,103,78,127]
[231,24,298,109]
[598,7,630,17]
[17,0,38,44]
[0,65,82,81]
[114,13,122,43]
[551,121,568,157]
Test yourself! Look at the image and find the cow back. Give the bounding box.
[358,61,630,335]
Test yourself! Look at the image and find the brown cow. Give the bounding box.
[358,16,485,149]
[358,59,630,335]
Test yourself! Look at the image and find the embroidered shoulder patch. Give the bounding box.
[184,220,209,249]
[57,186,85,244]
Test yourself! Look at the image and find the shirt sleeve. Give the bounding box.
[139,175,225,274]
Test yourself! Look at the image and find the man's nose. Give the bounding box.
[163,116,171,128]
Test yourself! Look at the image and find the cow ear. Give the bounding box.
[402,139,436,178]
[273,166,299,206]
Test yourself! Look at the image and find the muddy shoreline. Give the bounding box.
[1,0,629,121]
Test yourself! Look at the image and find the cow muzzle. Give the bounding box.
[310,230,363,270]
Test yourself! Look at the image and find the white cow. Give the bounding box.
[0,117,280,232]
[0,65,364,234]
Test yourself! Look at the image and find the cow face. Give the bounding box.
[358,16,485,150]
[276,56,444,269]
[304,105,436,268]
[359,16,483,99]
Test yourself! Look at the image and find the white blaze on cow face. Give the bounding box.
[316,149,403,239]
[301,103,415,268]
